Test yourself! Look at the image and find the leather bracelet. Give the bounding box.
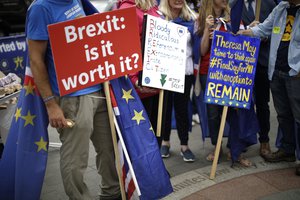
[43,95,55,103]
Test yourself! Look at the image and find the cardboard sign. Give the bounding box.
[142,15,187,93]
[0,35,27,82]
[204,31,260,109]
[48,7,142,96]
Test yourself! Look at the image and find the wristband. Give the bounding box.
[43,95,55,103]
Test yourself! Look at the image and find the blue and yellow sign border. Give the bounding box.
[204,31,260,109]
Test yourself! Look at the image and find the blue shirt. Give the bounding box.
[26,0,101,96]
[251,1,300,79]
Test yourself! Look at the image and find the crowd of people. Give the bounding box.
[23,0,299,199]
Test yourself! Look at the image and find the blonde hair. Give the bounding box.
[135,0,157,10]
[159,0,192,21]
[196,0,230,36]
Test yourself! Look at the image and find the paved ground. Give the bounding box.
[41,98,300,200]
[183,168,300,200]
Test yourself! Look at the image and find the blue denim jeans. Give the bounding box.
[270,70,300,154]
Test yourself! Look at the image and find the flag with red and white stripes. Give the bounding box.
[110,89,139,200]
[109,76,173,200]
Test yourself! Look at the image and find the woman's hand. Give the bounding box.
[248,20,260,28]
[237,29,254,36]
[205,15,215,39]
[135,80,158,94]
[137,86,158,94]
[205,15,215,29]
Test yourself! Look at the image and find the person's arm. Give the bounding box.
[237,29,254,36]
[250,3,279,38]
[201,15,215,56]
[28,39,67,128]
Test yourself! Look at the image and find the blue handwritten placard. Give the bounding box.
[204,31,260,109]
[0,35,27,82]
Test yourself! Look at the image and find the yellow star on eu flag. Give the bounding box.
[15,107,22,122]
[35,136,48,152]
[149,125,154,134]
[132,110,145,125]
[22,110,36,127]
[122,89,134,103]
[24,80,35,96]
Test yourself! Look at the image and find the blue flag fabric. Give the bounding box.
[230,0,244,34]
[0,68,49,200]
[110,77,173,200]
[81,0,99,15]
[194,91,210,141]
[227,102,259,162]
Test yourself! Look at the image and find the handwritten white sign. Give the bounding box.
[142,15,187,93]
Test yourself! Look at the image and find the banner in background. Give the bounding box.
[142,15,187,93]
[0,35,27,82]
[48,7,142,96]
[204,31,260,109]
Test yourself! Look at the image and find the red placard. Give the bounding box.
[48,7,142,96]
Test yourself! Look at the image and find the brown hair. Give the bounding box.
[135,0,157,10]
[196,0,230,36]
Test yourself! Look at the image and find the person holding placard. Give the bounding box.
[118,0,163,147]
[159,0,196,162]
[239,0,300,176]
[196,0,256,167]
[229,0,276,158]
[197,0,230,162]
[26,0,121,199]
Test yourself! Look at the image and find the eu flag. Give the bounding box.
[230,0,244,34]
[0,67,49,200]
[227,102,259,162]
[80,0,99,14]
[110,77,173,200]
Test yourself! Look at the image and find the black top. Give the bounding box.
[275,5,300,72]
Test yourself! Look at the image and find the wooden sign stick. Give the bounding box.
[103,81,126,200]
[156,90,164,137]
[255,0,262,21]
[210,106,228,180]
